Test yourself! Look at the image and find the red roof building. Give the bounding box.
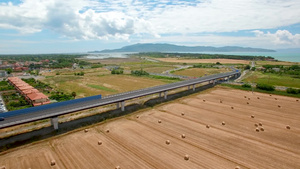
[7,77,50,106]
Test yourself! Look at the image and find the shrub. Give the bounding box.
[286,88,300,94]
[256,83,275,91]
[193,64,203,68]
[242,83,251,88]
[244,65,251,70]
[131,70,149,76]
[111,69,123,74]
[49,93,73,101]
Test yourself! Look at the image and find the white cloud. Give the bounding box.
[253,30,300,45]
[0,0,300,41]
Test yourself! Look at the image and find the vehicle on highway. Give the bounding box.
[0,117,4,121]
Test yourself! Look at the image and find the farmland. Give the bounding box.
[155,58,251,64]
[0,87,299,169]
[173,67,229,77]
[243,71,300,88]
[41,72,169,98]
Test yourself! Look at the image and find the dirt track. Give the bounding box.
[0,87,299,169]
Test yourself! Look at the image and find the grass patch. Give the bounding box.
[87,84,117,92]
[148,75,181,82]
[221,84,300,98]
[173,68,229,77]
[243,72,300,88]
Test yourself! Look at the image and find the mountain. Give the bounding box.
[276,48,300,53]
[89,43,276,53]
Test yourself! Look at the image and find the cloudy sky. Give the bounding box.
[0,0,300,54]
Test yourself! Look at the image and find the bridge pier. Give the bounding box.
[164,91,168,99]
[116,102,120,109]
[121,101,125,111]
[188,86,190,90]
[193,84,195,91]
[213,80,216,85]
[159,92,162,97]
[51,117,59,130]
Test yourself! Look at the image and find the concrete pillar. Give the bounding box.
[51,117,59,130]
[193,84,195,91]
[116,102,120,109]
[159,92,162,97]
[188,86,190,90]
[121,101,125,111]
[164,91,168,99]
[213,80,216,85]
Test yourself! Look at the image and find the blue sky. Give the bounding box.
[0,0,300,54]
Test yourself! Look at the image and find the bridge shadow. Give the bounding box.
[0,83,216,151]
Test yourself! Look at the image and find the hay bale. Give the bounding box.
[255,128,260,132]
[231,106,234,109]
[115,166,121,169]
[158,120,162,123]
[275,98,277,100]
[254,123,258,127]
[244,96,247,98]
[0,166,5,169]
[165,140,170,145]
[203,99,206,102]
[257,97,260,99]
[181,134,186,138]
[235,166,240,169]
[181,112,185,116]
[84,129,88,133]
[296,99,299,102]
[260,127,264,131]
[106,129,110,133]
[221,121,225,125]
[220,100,223,103]
[286,125,291,129]
[278,105,281,108]
[184,154,189,161]
[136,115,139,118]
[269,94,272,96]
[248,98,250,100]
[259,122,262,126]
[50,160,56,166]
[206,125,210,128]
[98,141,102,145]
[251,115,255,118]
[247,102,249,105]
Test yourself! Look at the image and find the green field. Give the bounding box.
[243,71,300,88]
[87,84,117,92]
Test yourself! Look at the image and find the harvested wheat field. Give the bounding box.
[0,87,299,169]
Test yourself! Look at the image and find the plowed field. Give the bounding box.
[0,87,299,169]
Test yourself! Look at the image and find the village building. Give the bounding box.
[7,77,50,106]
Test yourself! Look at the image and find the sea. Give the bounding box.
[85,51,300,63]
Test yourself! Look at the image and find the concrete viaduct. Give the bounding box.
[0,71,240,130]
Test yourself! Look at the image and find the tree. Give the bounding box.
[71,92,77,99]
[5,68,12,74]
[244,65,251,70]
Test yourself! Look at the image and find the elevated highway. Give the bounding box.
[0,70,240,129]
